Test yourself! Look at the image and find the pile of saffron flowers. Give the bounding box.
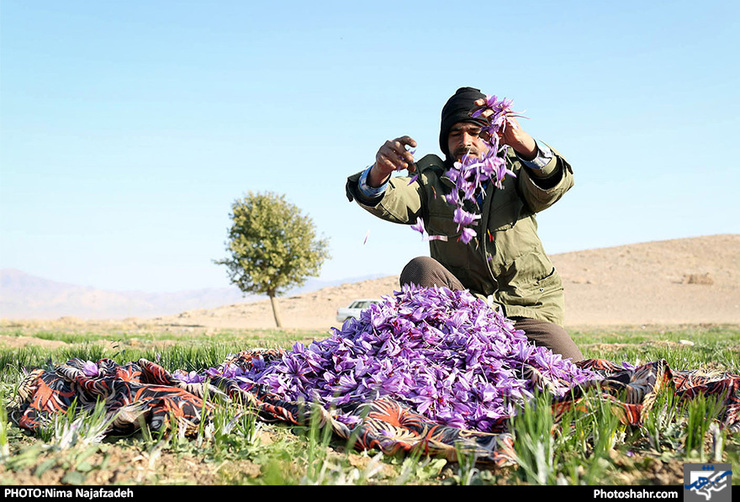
[181,285,598,432]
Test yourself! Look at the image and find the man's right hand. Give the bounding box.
[368,136,417,187]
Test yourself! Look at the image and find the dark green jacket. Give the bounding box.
[345,145,574,325]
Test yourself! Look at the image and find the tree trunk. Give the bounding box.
[269,294,283,328]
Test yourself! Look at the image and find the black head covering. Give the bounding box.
[439,87,487,161]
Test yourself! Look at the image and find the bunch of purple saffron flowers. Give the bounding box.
[443,94,517,244]
[201,285,597,432]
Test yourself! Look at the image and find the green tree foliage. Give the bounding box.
[215,191,330,328]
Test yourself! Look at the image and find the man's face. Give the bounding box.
[447,122,489,161]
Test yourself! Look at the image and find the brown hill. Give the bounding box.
[152,234,739,331]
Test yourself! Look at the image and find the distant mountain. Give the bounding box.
[0,269,385,320]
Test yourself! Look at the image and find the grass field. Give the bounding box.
[0,323,738,486]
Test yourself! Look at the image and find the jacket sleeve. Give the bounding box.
[345,170,424,225]
[515,143,574,214]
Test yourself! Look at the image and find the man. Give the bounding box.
[345,87,583,361]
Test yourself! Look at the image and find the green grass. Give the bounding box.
[0,324,738,485]
[574,324,740,370]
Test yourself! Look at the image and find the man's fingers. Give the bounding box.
[379,149,408,170]
[505,116,521,130]
[375,155,398,173]
[386,137,416,164]
[375,135,417,174]
[478,108,493,119]
[376,147,405,172]
[401,136,418,148]
[391,137,416,154]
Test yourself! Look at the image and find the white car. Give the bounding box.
[336,299,381,322]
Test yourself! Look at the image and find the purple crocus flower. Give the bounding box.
[174,369,206,384]
[81,361,99,377]
[453,207,481,231]
[459,227,478,244]
[410,217,448,242]
[410,217,425,235]
[241,284,599,432]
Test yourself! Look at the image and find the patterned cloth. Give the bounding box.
[8,351,739,466]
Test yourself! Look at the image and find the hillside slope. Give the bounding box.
[153,234,739,330]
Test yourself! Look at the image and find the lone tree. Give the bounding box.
[215,191,330,328]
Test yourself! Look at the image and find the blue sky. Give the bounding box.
[1,1,738,293]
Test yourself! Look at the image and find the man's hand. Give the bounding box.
[473,98,538,160]
[500,116,538,160]
[369,136,417,187]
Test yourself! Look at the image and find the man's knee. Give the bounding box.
[513,317,584,362]
[400,257,464,290]
[400,256,437,285]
